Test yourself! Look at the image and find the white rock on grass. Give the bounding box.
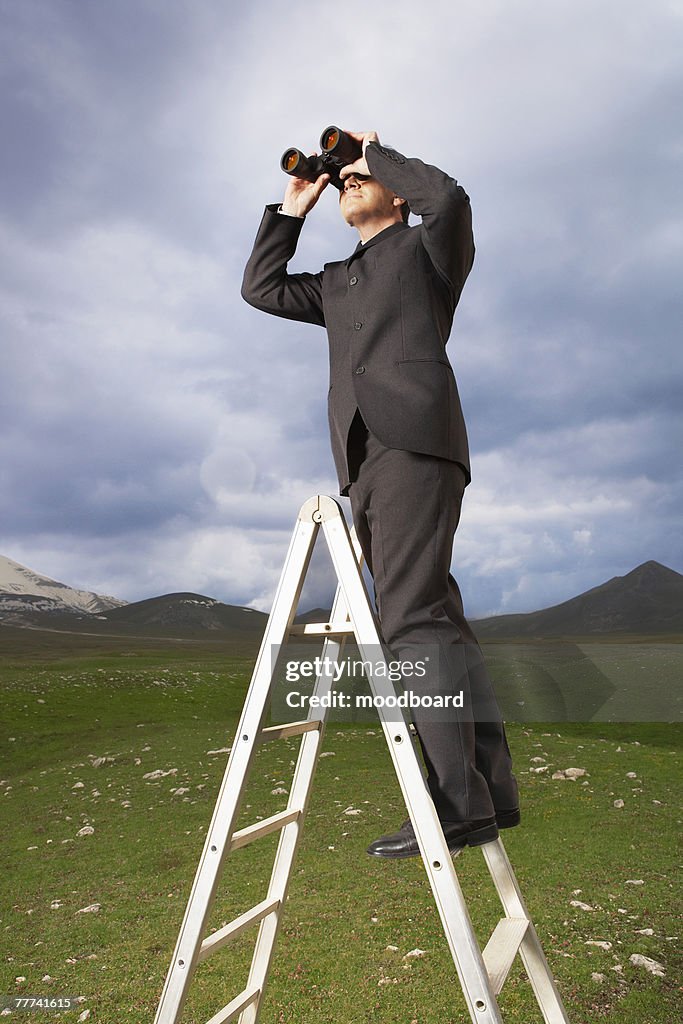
[143,768,177,780]
[629,953,665,977]
[591,972,606,982]
[570,900,594,911]
[613,799,625,808]
[585,940,612,950]
[271,787,288,795]
[76,826,94,837]
[403,948,427,959]
[76,903,101,914]
[78,1011,91,1022]
[206,748,231,756]
[636,928,654,936]
[625,879,645,886]
[319,751,335,757]
[343,806,362,815]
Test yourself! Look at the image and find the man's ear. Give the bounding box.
[393,196,406,208]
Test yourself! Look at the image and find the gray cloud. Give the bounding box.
[1,0,681,618]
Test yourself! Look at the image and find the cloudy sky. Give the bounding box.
[1,0,681,618]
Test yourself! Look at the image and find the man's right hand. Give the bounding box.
[281,155,330,217]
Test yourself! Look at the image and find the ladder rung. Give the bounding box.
[259,719,322,742]
[288,622,354,636]
[204,984,260,1024]
[230,809,301,851]
[482,917,529,995]
[198,897,281,962]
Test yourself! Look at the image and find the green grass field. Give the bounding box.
[0,644,680,1023]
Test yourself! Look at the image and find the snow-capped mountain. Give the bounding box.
[0,555,126,619]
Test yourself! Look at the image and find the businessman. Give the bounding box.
[242,129,519,858]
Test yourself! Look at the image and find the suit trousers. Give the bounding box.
[346,410,518,822]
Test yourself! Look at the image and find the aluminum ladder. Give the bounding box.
[154,495,570,1024]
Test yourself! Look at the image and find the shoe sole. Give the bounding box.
[367,822,500,859]
[496,809,521,829]
[448,821,499,851]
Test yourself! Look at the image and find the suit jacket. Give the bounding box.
[241,141,475,495]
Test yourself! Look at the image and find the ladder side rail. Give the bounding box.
[319,499,504,1024]
[239,581,351,1023]
[154,512,320,1024]
[481,842,571,1024]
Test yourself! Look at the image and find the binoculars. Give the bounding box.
[281,126,362,191]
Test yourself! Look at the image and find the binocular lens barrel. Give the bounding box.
[320,126,341,153]
[319,125,362,165]
[281,149,305,174]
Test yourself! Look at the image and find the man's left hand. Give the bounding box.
[339,130,380,179]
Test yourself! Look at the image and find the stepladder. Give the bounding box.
[154,495,571,1024]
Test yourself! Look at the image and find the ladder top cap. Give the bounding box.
[298,495,343,523]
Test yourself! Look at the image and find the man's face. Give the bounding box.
[339,173,400,226]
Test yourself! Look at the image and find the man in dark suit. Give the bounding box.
[242,129,519,857]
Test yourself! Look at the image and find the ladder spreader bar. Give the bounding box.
[203,984,260,1024]
[230,809,301,852]
[482,918,529,996]
[198,898,281,962]
[258,719,322,742]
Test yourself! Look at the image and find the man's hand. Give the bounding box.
[281,156,330,217]
[339,130,380,180]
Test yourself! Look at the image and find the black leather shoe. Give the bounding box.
[366,816,499,859]
[495,807,521,829]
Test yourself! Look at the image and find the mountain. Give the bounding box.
[97,592,268,638]
[293,607,336,624]
[2,554,681,642]
[472,561,683,637]
[0,554,126,621]
[0,553,268,642]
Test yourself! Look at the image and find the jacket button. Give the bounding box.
[355,365,366,375]
[349,276,358,286]
[354,321,362,330]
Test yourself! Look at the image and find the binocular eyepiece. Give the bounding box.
[281,126,362,191]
